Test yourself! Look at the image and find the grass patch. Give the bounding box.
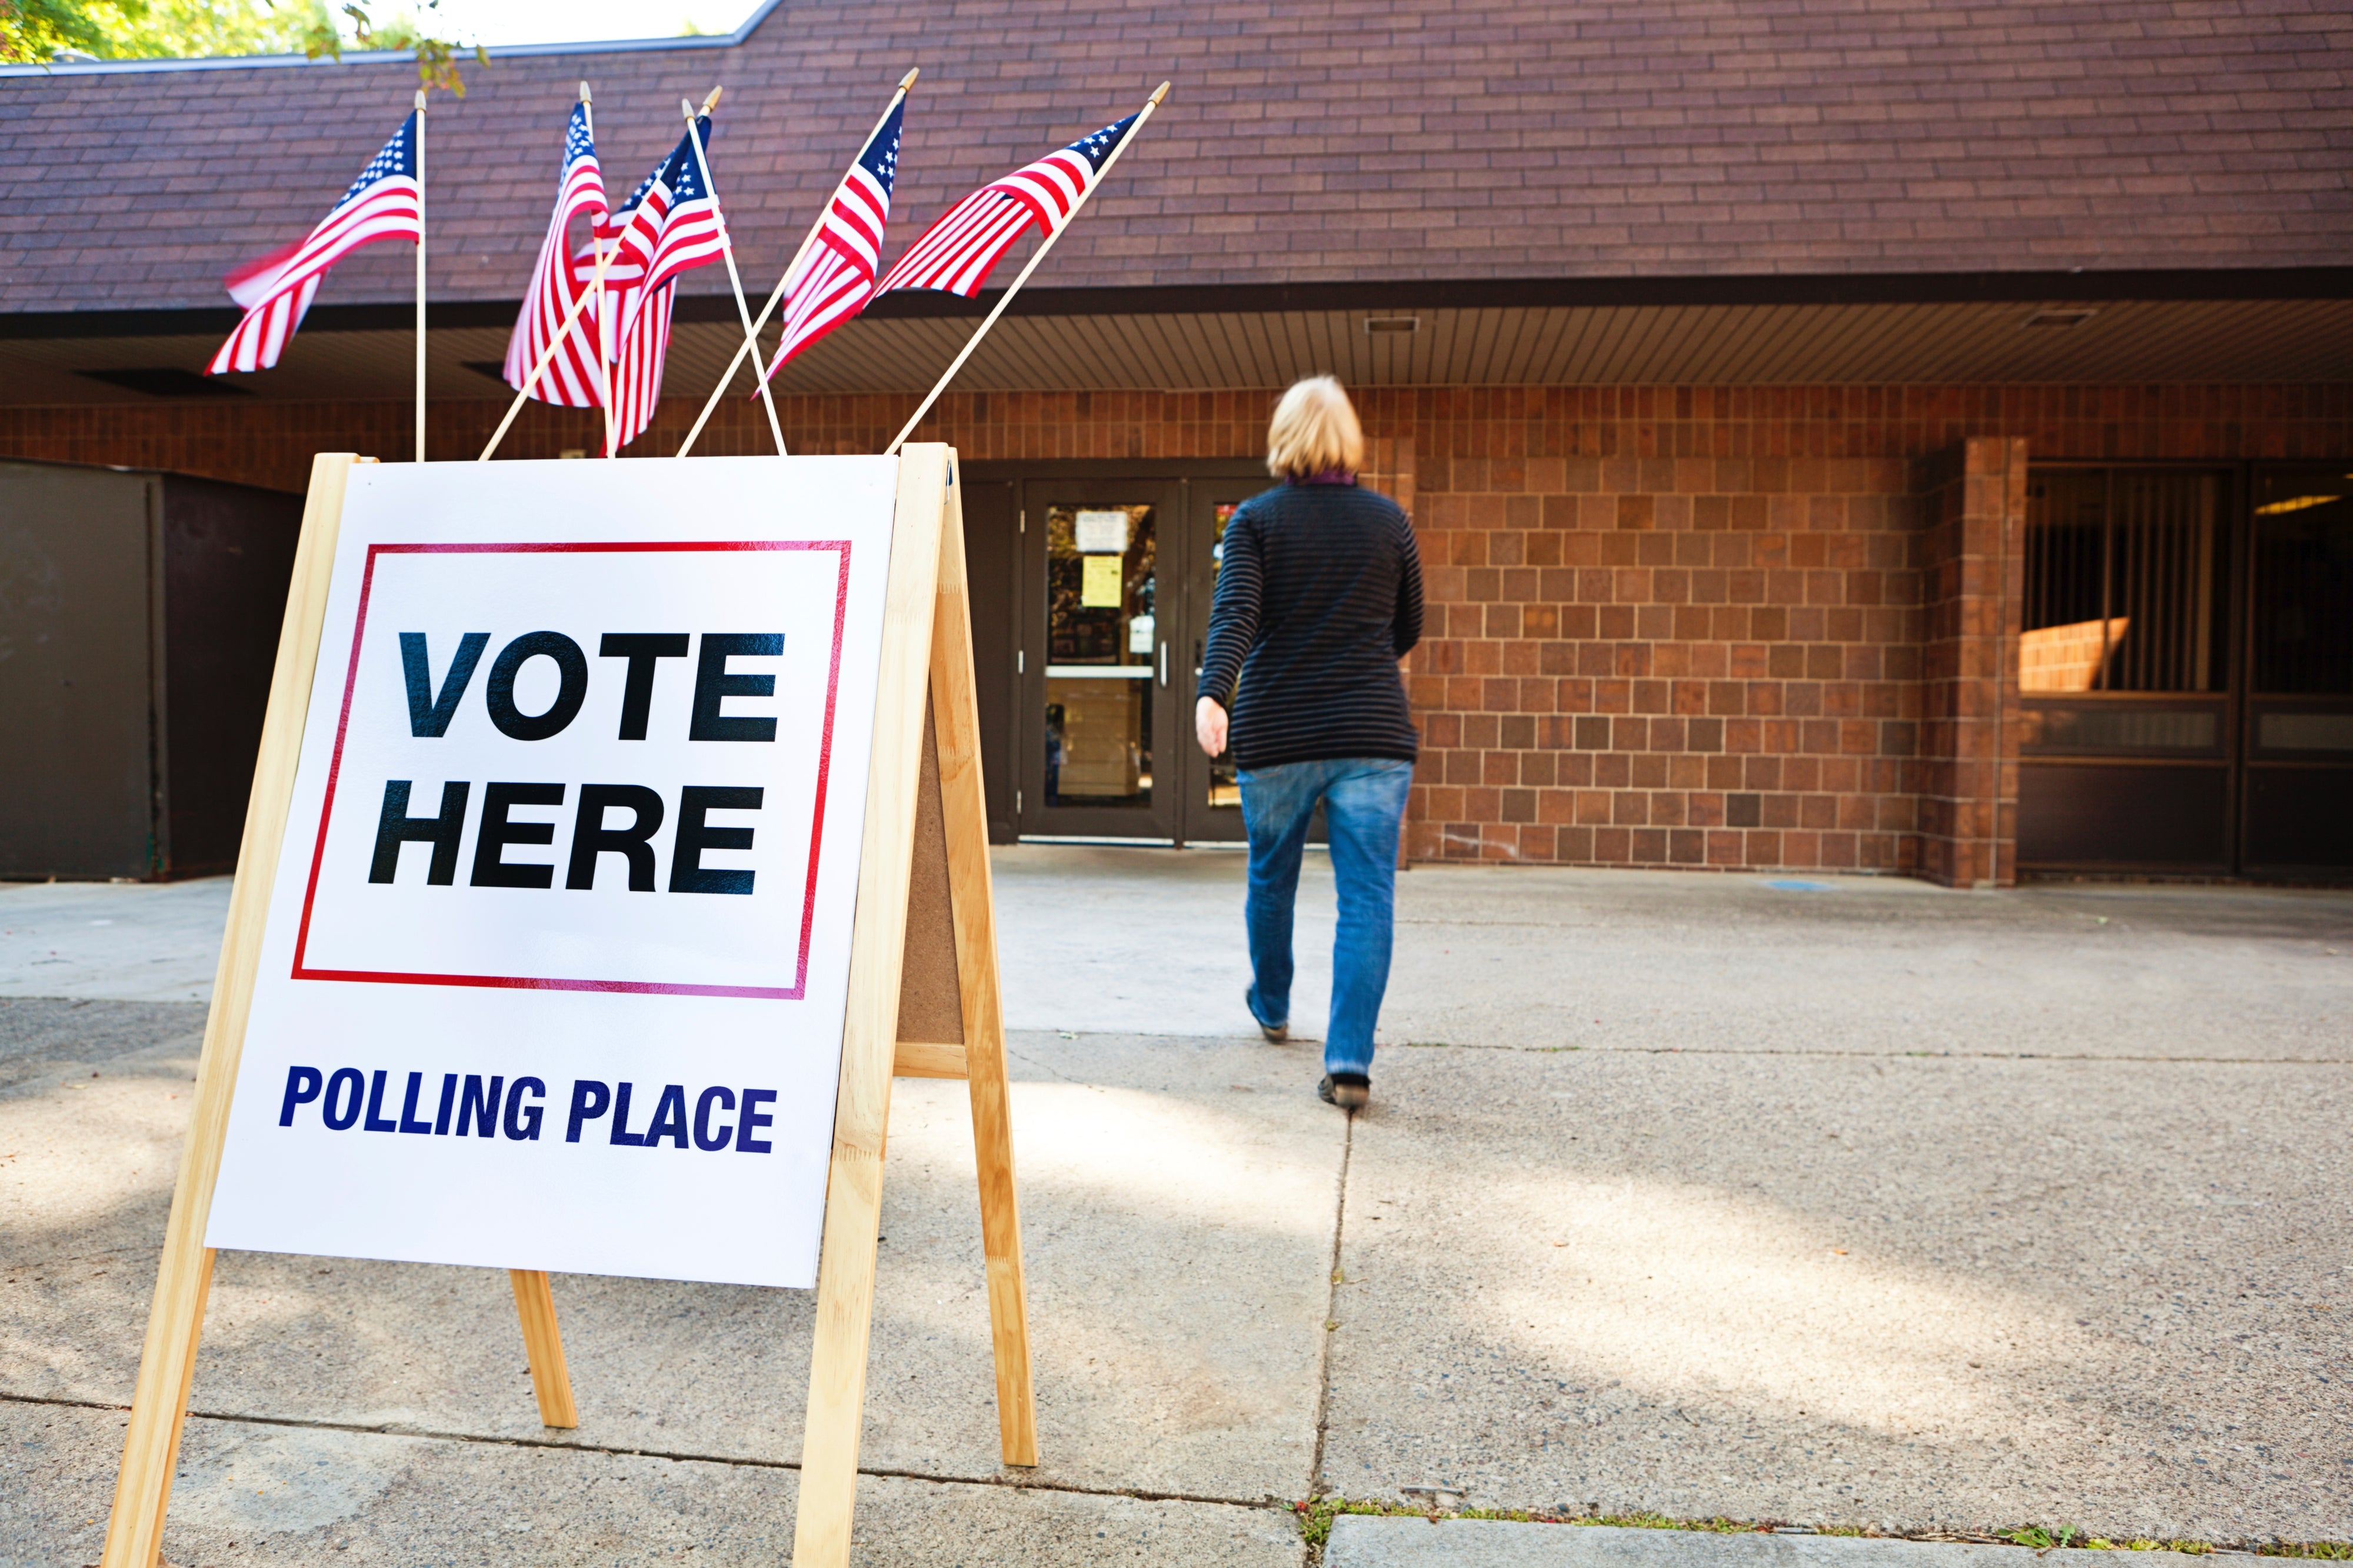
[2008,1527,2088,1550]
[1292,1500,2351,1560]
[1292,1498,1763,1549]
[2028,1529,2212,1554]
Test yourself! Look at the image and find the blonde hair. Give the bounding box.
[1265,375,1364,481]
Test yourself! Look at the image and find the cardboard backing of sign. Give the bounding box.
[100,448,1033,1568]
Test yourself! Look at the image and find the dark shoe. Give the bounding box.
[1318,1072,1370,1111]
[1247,989,1287,1043]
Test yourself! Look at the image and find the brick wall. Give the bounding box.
[1398,435,1925,872]
[1361,386,2351,875]
[5,383,2347,880]
[0,390,1278,496]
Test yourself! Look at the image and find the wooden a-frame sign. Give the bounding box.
[101,445,1034,1568]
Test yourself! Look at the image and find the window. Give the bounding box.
[2022,470,2227,694]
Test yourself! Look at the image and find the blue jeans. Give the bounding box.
[1238,758,1414,1079]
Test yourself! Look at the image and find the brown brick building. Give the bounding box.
[4,2,2348,882]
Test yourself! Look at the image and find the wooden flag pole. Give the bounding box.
[580,81,619,461]
[680,87,786,456]
[414,89,427,462]
[676,68,918,459]
[883,82,1169,456]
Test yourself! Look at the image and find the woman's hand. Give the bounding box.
[1195,696,1228,758]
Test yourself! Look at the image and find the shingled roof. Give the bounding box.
[5,0,2349,323]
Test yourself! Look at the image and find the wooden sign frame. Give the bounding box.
[100,445,1034,1568]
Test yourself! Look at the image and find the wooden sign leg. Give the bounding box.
[792,445,952,1568]
[929,476,1038,1467]
[102,455,361,1568]
[508,1270,579,1428]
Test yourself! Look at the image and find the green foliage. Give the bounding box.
[122,0,312,56]
[311,2,488,97]
[0,0,485,95]
[1,0,109,61]
[2,0,310,62]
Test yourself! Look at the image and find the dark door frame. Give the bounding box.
[1019,474,1185,842]
[2237,459,2353,880]
[965,459,1271,845]
[1176,472,1277,846]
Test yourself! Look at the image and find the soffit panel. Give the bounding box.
[2,301,2349,408]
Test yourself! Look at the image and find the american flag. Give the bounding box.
[602,276,674,454]
[873,114,1136,299]
[755,99,904,387]
[502,102,607,410]
[587,124,722,452]
[208,113,423,375]
[607,115,725,340]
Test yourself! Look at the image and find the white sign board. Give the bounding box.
[205,458,898,1288]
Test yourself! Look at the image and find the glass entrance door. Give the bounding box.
[1006,467,1278,845]
[1018,482,1182,840]
[2242,468,2353,876]
[1176,477,1269,845]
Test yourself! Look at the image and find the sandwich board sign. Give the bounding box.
[101,447,1034,1568]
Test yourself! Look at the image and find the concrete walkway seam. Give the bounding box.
[0,1390,1299,1515]
[1322,1519,2228,1568]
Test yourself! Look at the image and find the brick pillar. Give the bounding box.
[1914,436,2027,889]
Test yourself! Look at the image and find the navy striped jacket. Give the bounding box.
[1198,479,1424,770]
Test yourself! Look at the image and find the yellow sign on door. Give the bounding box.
[1081,555,1122,608]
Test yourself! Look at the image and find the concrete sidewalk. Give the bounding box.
[3,854,2349,1565]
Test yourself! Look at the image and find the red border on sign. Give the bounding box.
[289,540,854,1001]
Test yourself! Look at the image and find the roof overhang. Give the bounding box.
[5,271,2349,405]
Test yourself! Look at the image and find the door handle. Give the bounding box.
[1158,640,1168,688]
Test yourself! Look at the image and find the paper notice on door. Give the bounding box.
[1128,613,1155,654]
[1075,510,1130,553]
[1082,555,1123,608]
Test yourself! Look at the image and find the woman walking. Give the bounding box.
[1195,376,1422,1112]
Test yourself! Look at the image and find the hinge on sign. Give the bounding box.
[1016,788,1023,814]
[1019,509,1026,533]
[1017,649,1024,674]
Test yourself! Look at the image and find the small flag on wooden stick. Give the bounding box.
[675,69,918,458]
[596,113,724,452]
[608,114,727,338]
[479,108,724,462]
[876,82,1169,455]
[872,111,1139,301]
[752,96,906,387]
[502,100,608,412]
[208,114,422,375]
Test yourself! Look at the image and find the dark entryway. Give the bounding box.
[959,461,1272,846]
[2018,462,2353,878]
[0,461,301,879]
